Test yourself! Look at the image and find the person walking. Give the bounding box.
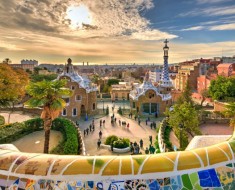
[100,120,102,128]
[138,119,141,125]
[89,124,92,132]
[99,130,102,139]
[140,139,143,148]
[97,139,101,149]
[145,119,148,125]
[127,123,130,129]
[149,135,152,145]
[134,115,137,121]
[92,124,95,131]
[150,123,153,129]
[86,128,89,135]
[83,130,86,137]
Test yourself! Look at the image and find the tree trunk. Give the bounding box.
[43,117,52,154]
[44,128,51,154]
[7,102,15,123]
[200,97,205,106]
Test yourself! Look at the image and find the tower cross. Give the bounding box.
[164,39,169,46]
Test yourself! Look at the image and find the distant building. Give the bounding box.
[57,58,98,119]
[111,82,132,101]
[21,59,38,66]
[129,40,172,116]
[217,63,235,77]
[175,64,200,91]
[10,63,35,72]
[222,56,235,63]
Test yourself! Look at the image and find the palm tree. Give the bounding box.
[26,79,72,153]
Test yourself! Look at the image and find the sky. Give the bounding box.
[0,0,235,64]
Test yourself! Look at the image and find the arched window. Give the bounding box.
[93,103,96,110]
[76,95,82,101]
[62,108,67,116]
[72,108,77,116]
[71,86,75,90]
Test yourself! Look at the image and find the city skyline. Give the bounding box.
[0,0,235,64]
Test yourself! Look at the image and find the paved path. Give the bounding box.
[78,107,163,156]
[12,130,63,153]
[170,123,233,149]
[0,111,35,124]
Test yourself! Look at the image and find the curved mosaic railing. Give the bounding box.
[1,137,235,189]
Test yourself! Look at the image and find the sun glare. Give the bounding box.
[66,5,92,29]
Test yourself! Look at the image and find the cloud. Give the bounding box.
[179,5,235,17]
[181,26,204,31]
[130,29,178,40]
[196,0,232,4]
[209,23,235,30]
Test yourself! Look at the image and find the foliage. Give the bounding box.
[24,118,44,131]
[118,107,123,115]
[30,74,58,83]
[26,79,73,153]
[105,135,118,145]
[0,118,43,144]
[166,102,201,149]
[105,135,130,149]
[0,64,29,107]
[0,115,5,125]
[52,118,79,155]
[163,125,173,151]
[102,84,110,93]
[224,102,235,127]
[200,89,210,106]
[107,79,120,86]
[176,81,193,105]
[113,138,130,149]
[209,76,235,101]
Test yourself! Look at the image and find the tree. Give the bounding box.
[166,102,201,149]
[26,80,72,153]
[209,76,235,101]
[107,79,119,86]
[176,81,193,105]
[2,58,11,64]
[0,64,29,122]
[200,89,209,106]
[224,102,235,128]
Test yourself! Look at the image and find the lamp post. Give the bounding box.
[179,123,183,149]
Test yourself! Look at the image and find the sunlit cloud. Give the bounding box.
[181,26,204,31]
[210,23,235,30]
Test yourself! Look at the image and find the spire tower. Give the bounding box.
[160,39,172,87]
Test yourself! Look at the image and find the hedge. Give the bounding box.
[105,135,118,145]
[0,118,43,144]
[0,115,5,126]
[0,117,81,155]
[52,118,79,155]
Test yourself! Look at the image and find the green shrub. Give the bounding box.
[24,118,43,132]
[0,115,5,126]
[52,118,79,155]
[105,135,118,145]
[163,125,173,151]
[113,138,130,149]
[0,122,29,143]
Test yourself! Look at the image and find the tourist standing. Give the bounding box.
[127,123,130,129]
[92,124,95,131]
[83,130,86,137]
[99,130,102,139]
[145,147,149,154]
[89,124,92,132]
[140,139,143,148]
[86,128,89,135]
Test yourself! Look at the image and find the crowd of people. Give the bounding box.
[130,135,155,155]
